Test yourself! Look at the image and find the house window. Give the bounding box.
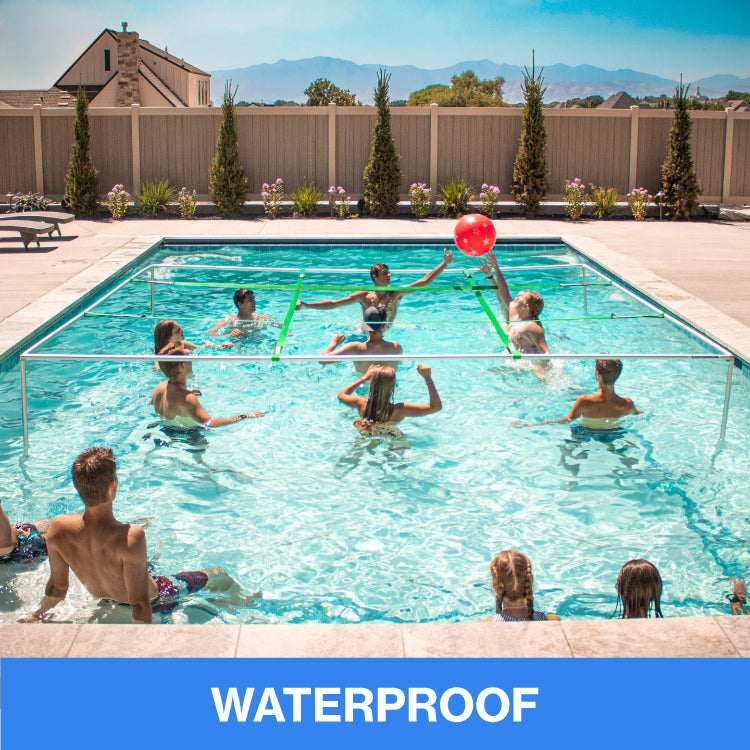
[104,49,111,71]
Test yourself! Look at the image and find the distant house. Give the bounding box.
[0,23,211,108]
[598,91,649,109]
[726,99,750,112]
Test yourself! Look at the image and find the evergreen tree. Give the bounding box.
[511,56,549,217]
[209,82,248,216]
[64,86,99,216]
[362,69,401,217]
[661,80,701,219]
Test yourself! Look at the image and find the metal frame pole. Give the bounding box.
[150,266,155,316]
[20,356,29,454]
[719,356,734,443]
[582,266,588,315]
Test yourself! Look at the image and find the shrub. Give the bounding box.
[512,56,549,217]
[409,182,431,218]
[328,185,352,218]
[362,69,401,217]
[9,192,51,212]
[479,183,501,217]
[262,178,284,218]
[564,178,587,220]
[177,187,198,218]
[64,85,99,216]
[136,179,175,216]
[591,185,618,219]
[209,82,248,216]
[439,177,473,217]
[627,188,652,220]
[661,80,701,219]
[291,183,321,217]
[106,184,130,220]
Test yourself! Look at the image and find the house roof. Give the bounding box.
[727,99,750,111]
[139,62,187,106]
[0,88,77,108]
[598,91,640,109]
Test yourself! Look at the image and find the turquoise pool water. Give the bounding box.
[1,241,748,624]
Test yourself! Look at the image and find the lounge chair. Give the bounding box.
[1,211,75,237]
[0,220,55,250]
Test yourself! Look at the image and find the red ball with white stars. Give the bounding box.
[453,213,496,257]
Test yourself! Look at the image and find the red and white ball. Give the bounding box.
[453,213,497,257]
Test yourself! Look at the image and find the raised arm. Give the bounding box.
[337,367,373,410]
[320,333,354,365]
[297,291,366,311]
[396,363,442,417]
[478,251,512,317]
[403,248,454,294]
[185,393,263,428]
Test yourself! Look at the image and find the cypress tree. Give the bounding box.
[661,79,701,219]
[363,69,401,217]
[209,82,248,216]
[64,85,99,216]
[511,55,549,217]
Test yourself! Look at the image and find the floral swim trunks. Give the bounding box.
[151,571,209,612]
[0,523,48,563]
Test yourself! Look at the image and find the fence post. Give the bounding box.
[32,104,44,194]
[130,103,141,194]
[721,107,735,205]
[430,103,439,199]
[628,105,639,192]
[328,102,337,190]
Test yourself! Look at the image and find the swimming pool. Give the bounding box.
[1,240,748,624]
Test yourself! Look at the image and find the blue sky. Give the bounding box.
[1,0,748,88]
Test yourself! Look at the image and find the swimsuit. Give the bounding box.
[356,422,405,440]
[579,416,623,430]
[507,324,542,354]
[0,522,48,563]
[492,609,549,622]
[151,571,210,612]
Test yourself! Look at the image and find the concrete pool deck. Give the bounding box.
[0,215,748,661]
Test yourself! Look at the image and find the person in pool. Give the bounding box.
[612,559,663,618]
[295,248,455,323]
[517,359,640,430]
[154,319,232,359]
[151,342,263,428]
[481,549,560,622]
[320,306,403,374]
[337,363,441,437]
[207,289,277,339]
[478,250,551,378]
[0,498,49,564]
[26,447,257,624]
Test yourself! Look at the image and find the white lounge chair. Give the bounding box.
[2,211,75,237]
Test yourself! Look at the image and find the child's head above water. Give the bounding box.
[490,548,535,621]
[157,341,191,379]
[595,359,623,385]
[154,319,183,353]
[514,290,544,319]
[615,558,663,618]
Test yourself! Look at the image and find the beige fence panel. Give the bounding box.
[730,115,750,199]
[547,110,631,197]
[239,108,328,197]
[335,109,375,197]
[0,114,35,194]
[691,112,725,201]
[391,109,431,194]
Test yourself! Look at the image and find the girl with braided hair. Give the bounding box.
[483,549,559,622]
[613,559,663,618]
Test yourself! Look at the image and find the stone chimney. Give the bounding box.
[116,22,141,106]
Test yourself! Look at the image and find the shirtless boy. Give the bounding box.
[29,447,255,623]
[152,342,263,428]
[320,306,403,374]
[207,288,277,339]
[296,248,455,322]
[521,359,640,429]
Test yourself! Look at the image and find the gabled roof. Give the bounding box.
[598,91,639,109]
[727,99,750,111]
[139,62,187,106]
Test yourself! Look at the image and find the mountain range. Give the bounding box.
[209,57,750,105]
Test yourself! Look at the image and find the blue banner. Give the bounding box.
[2,658,745,748]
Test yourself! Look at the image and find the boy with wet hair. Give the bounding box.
[207,288,277,338]
[152,342,263,427]
[295,248,454,323]
[519,359,640,429]
[28,447,257,623]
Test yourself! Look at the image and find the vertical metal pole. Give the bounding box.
[719,356,734,443]
[582,266,588,315]
[20,356,29,454]
[150,266,155,316]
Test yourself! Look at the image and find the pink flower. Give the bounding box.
[261,191,269,198]
[276,178,283,184]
